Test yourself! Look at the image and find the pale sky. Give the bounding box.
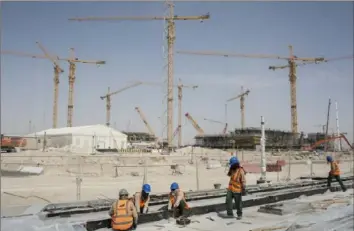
[1,2,353,144]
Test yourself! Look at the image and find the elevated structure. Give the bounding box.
[195,128,299,150]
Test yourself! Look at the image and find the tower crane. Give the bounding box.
[185,112,204,135]
[1,48,104,128]
[36,42,105,127]
[204,118,228,135]
[134,107,158,147]
[138,79,198,148]
[68,1,210,150]
[176,48,354,135]
[100,82,143,127]
[226,86,250,129]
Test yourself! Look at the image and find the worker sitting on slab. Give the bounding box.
[226,156,246,220]
[168,182,190,218]
[132,184,151,214]
[109,189,138,231]
[326,156,347,192]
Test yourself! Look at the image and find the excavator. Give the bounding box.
[185,113,204,136]
[306,133,353,151]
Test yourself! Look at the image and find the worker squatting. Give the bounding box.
[108,155,346,230]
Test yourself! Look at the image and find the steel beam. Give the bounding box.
[42,176,353,218]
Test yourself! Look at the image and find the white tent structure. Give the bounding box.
[28,124,128,153]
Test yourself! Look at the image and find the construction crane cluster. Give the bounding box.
[2,44,105,128]
[2,1,353,152]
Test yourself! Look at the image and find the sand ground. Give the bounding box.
[1,147,353,208]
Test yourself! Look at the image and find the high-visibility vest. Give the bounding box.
[111,199,134,231]
[228,168,243,193]
[169,190,189,209]
[330,162,341,176]
[132,192,147,208]
[139,198,146,208]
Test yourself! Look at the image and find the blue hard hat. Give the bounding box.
[229,156,239,166]
[142,184,151,193]
[170,182,179,191]
[326,156,333,162]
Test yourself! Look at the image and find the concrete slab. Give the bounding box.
[258,201,314,216]
[19,166,44,175]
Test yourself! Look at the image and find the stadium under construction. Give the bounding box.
[194,127,336,150]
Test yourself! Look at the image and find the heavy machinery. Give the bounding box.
[139,80,198,148]
[68,1,210,150]
[1,134,27,152]
[2,46,105,128]
[203,118,228,135]
[185,113,204,135]
[307,134,353,151]
[100,82,142,127]
[134,106,158,147]
[177,49,353,135]
[227,86,250,129]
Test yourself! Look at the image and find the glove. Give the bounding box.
[241,188,246,196]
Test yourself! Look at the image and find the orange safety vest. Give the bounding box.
[169,191,189,209]
[132,193,147,208]
[228,168,244,193]
[139,198,146,208]
[111,199,134,231]
[330,162,340,176]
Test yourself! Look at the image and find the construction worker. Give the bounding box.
[168,182,189,218]
[326,156,347,192]
[226,156,246,220]
[109,189,138,231]
[132,184,151,214]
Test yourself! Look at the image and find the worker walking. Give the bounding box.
[226,156,246,220]
[132,184,151,214]
[109,189,138,231]
[326,156,347,192]
[168,182,189,218]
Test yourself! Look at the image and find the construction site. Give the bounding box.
[1,1,353,231]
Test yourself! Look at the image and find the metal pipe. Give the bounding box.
[335,101,341,151]
[324,98,331,151]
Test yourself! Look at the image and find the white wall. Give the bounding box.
[71,134,127,153]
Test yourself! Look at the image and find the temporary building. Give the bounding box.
[27,124,128,153]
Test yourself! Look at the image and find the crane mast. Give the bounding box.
[185,113,204,135]
[68,1,210,151]
[100,82,143,127]
[139,80,197,148]
[67,48,76,127]
[36,42,105,128]
[177,47,327,134]
[227,86,250,129]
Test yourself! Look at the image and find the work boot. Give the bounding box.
[226,213,234,217]
[236,216,242,220]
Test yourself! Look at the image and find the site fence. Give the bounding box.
[1,148,353,208]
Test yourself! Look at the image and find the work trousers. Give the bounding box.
[173,200,187,218]
[140,207,149,214]
[327,174,347,192]
[226,190,242,217]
